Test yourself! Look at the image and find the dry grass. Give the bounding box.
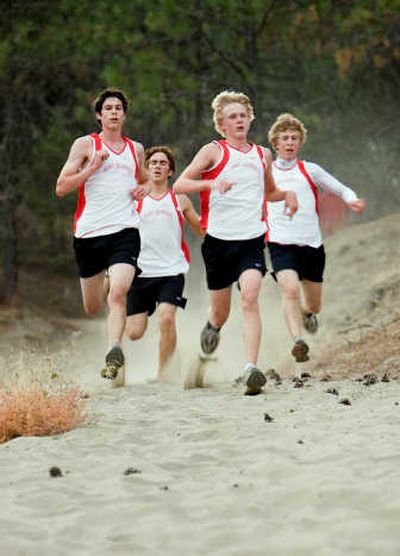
[0,346,87,444]
[0,382,86,443]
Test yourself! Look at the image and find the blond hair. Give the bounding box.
[268,113,307,147]
[211,90,255,137]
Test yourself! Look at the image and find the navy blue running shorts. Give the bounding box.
[267,242,325,283]
[127,274,187,317]
[201,234,267,290]
[73,228,141,278]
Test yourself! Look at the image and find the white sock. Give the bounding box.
[243,362,256,374]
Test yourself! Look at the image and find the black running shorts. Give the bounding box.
[73,228,141,278]
[201,234,267,290]
[267,242,326,283]
[127,274,187,317]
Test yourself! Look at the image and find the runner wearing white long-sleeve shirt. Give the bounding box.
[266,113,365,363]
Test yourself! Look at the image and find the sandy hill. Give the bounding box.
[306,211,400,379]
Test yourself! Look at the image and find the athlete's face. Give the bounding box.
[147,152,173,184]
[274,130,302,161]
[97,97,126,130]
[219,103,251,140]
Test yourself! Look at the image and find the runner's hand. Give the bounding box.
[284,191,298,217]
[211,179,233,194]
[348,198,365,213]
[91,149,109,170]
[132,185,149,200]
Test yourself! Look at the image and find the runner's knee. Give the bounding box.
[240,289,259,311]
[83,298,102,316]
[126,326,145,341]
[107,287,127,308]
[282,283,300,302]
[159,311,176,333]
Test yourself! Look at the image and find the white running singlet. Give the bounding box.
[200,140,266,240]
[266,158,358,247]
[73,133,140,238]
[136,190,190,278]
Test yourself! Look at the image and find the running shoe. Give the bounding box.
[101,345,125,379]
[235,365,267,396]
[302,312,318,334]
[291,338,310,363]
[200,322,220,355]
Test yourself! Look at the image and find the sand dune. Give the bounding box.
[1,213,400,555]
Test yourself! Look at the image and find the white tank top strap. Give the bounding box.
[200,140,230,180]
[203,140,226,174]
[123,136,139,180]
[255,144,267,169]
[86,132,102,165]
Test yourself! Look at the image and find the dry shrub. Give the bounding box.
[0,382,86,444]
[0,347,87,444]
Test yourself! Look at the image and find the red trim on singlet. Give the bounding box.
[297,160,319,214]
[136,198,144,214]
[263,199,270,242]
[199,140,230,231]
[102,140,127,155]
[170,191,191,263]
[124,137,139,181]
[255,145,266,169]
[91,132,102,150]
[199,189,211,232]
[73,132,102,233]
[225,142,254,154]
[255,145,269,241]
[200,140,230,180]
[148,191,169,201]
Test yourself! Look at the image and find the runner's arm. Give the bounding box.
[178,194,204,236]
[173,143,233,194]
[306,162,365,212]
[132,142,151,200]
[347,199,365,213]
[55,136,108,197]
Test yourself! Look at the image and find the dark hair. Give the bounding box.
[93,88,129,115]
[145,146,176,174]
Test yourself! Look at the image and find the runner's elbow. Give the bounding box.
[172,179,183,193]
[55,178,69,197]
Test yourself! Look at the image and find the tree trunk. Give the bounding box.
[0,190,18,302]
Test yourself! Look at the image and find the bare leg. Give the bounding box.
[302,280,323,314]
[158,303,177,377]
[209,286,232,328]
[125,312,148,340]
[200,286,232,355]
[238,269,263,365]
[107,263,136,347]
[80,270,107,315]
[276,269,302,339]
